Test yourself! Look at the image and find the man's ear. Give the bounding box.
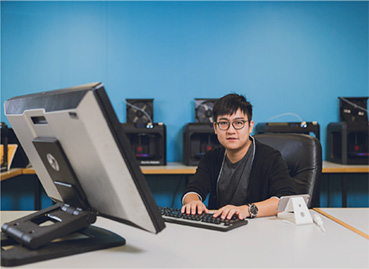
[249,120,255,135]
[213,122,218,135]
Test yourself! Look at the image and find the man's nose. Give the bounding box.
[226,124,236,132]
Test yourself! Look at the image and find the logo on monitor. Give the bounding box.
[47,153,59,171]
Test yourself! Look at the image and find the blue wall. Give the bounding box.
[2,1,368,162]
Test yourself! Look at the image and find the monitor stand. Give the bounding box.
[1,203,126,267]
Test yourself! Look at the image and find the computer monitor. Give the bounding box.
[2,82,165,266]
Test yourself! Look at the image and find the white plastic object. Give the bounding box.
[277,196,313,225]
[313,214,325,232]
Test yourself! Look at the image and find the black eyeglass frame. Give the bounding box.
[215,120,249,131]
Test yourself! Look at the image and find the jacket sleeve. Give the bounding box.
[182,153,212,202]
[267,150,297,198]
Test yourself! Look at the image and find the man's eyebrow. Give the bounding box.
[218,116,246,121]
[218,117,230,121]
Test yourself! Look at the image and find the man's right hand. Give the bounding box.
[181,193,209,215]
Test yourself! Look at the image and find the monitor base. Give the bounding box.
[1,225,125,267]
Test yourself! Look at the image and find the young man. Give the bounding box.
[181,93,297,220]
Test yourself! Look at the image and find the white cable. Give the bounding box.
[124,100,153,124]
[267,112,303,122]
[313,214,325,232]
[339,97,369,113]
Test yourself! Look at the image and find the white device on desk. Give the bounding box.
[277,194,313,225]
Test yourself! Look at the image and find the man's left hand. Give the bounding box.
[212,205,249,220]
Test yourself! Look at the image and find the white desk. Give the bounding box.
[1,209,368,268]
[314,207,369,238]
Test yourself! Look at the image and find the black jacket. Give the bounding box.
[183,139,297,209]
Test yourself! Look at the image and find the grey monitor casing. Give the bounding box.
[4,82,165,234]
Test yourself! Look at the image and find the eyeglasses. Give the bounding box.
[215,120,248,131]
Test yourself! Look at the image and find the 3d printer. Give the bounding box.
[183,99,220,166]
[326,97,369,164]
[122,99,166,165]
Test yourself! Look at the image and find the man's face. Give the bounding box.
[213,109,254,152]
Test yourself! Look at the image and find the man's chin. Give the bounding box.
[224,143,240,151]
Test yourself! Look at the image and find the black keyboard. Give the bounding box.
[159,207,248,232]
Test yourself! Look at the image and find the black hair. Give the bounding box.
[212,93,253,122]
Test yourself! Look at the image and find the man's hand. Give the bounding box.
[181,194,209,215]
[213,205,249,220]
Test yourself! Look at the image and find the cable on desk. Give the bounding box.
[313,208,369,240]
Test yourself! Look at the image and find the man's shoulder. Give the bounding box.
[253,139,286,171]
[254,139,281,157]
